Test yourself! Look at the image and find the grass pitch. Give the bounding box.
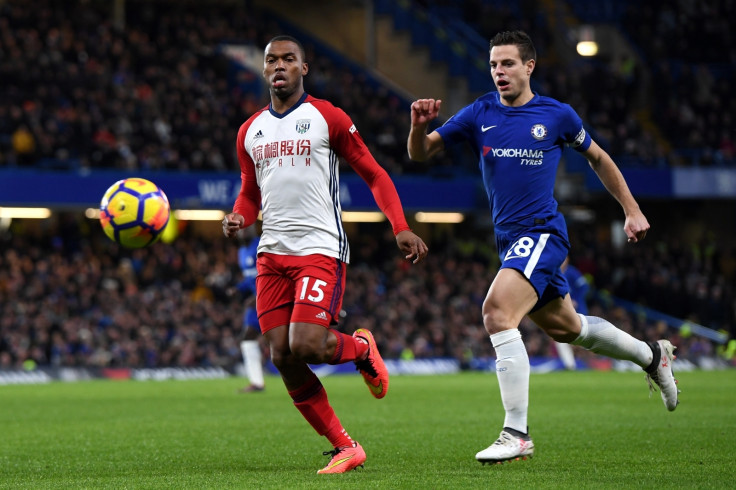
[1,370,735,489]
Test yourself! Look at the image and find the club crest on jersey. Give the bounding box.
[531,124,548,140]
[296,119,311,134]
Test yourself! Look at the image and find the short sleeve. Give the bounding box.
[435,104,477,148]
[559,104,591,152]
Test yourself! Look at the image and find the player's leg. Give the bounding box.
[476,268,538,464]
[239,310,264,393]
[257,253,366,474]
[530,295,679,411]
[264,322,365,473]
[477,228,572,464]
[555,341,577,370]
[287,255,388,399]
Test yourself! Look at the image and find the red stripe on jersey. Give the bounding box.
[309,97,410,235]
[233,109,265,224]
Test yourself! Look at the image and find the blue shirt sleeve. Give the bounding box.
[559,103,591,152]
[435,103,477,150]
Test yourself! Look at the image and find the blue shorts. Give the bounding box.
[495,214,571,313]
[244,307,261,333]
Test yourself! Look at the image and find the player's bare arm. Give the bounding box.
[222,212,245,238]
[583,140,650,243]
[408,99,445,161]
[395,229,429,264]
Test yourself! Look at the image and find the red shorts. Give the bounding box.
[255,253,347,333]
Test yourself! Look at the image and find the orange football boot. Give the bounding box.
[353,328,389,399]
[317,442,366,474]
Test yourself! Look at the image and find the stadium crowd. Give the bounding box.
[0,217,732,370]
[0,0,733,371]
[1,0,733,173]
[0,0,452,176]
[618,0,734,167]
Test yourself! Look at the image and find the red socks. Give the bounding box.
[289,371,353,448]
[328,330,369,365]
[287,332,367,449]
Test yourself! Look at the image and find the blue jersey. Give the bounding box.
[436,92,591,232]
[236,237,259,296]
[237,237,260,330]
[563,263,590,315]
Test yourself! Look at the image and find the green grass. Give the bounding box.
[1,370,735,489]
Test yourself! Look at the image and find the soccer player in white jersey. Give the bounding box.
[223,35,428,474]
[407,30,679,465]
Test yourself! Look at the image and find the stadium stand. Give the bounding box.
[0,0,458,175]
[0,216,732,370]
[1,0,732,172]
[0,0,734,373]
[573,0,735,167]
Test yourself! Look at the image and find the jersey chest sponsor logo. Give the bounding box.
[252,139,313,168]
[484,147,544,166]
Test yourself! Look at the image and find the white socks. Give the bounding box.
[488,315,653,436]
[571,314,653,368]
[490,329,529,434]
[241,340,264,387]
[556,341,576,370]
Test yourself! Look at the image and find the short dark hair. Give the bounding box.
[490,31,536,63]
[266,35,306,60]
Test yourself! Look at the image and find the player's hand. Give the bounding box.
[395,230,429,264]
[410,99,442,128]
[222,212,245,238]
[624,210,650,243]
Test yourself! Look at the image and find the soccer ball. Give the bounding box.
[100,178,171,248]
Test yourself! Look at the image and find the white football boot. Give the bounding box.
[645,340,680,411]
[476,430,534,465]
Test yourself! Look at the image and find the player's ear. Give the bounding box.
[302,62,309,76]
[526,59,535,76]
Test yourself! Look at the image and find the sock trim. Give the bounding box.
[288,374,323,403]
[503,426,530,440]
[490,329,522,348]
[644,341,660,374]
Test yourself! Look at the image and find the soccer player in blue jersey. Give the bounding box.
[555,256,590,370]
[232,225,265,392]
[407,30,679,464]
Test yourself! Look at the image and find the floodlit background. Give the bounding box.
[1,0,734,382]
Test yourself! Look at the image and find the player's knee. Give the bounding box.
[482,305,515,335]
[289,336,326,363]
[270,348,289,370]
[289,339,312,360]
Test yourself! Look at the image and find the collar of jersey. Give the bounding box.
[269,92,309,118]
[493,91,539,110]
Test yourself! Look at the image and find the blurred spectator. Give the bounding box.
[0,216,731,370]
[0,0,732,172]
[0,0,456,174]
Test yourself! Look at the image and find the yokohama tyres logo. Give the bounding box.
[490,148,543,158]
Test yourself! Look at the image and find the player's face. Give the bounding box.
[263,40,308,100]
[489,44,534,105]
